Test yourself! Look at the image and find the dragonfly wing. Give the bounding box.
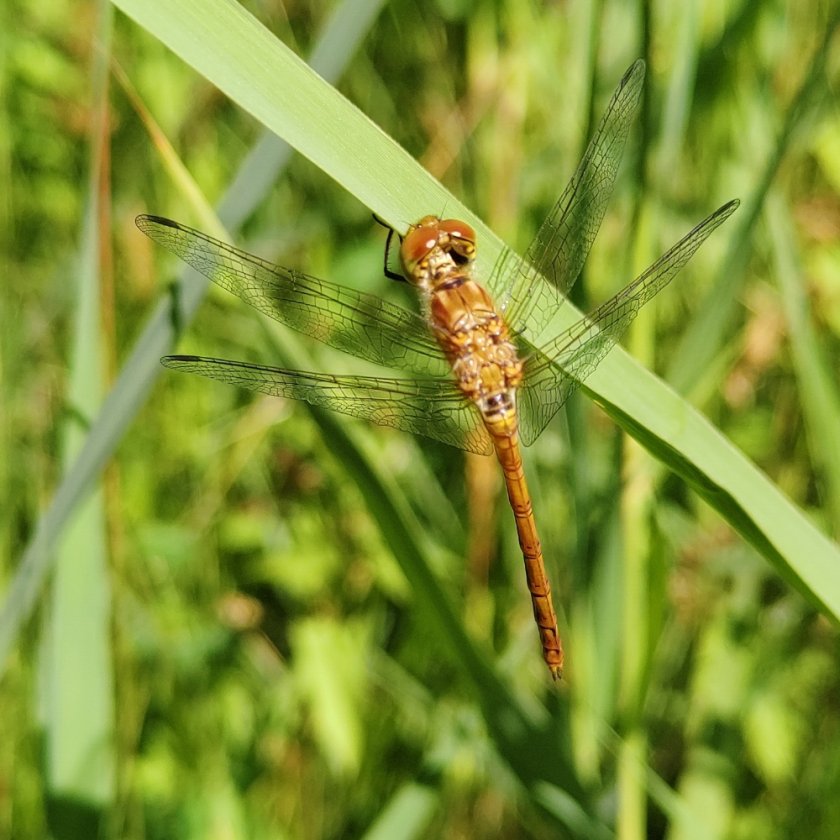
[138,215,448,378]
[494,60,645,341]
[162,355,493,456]
[518,199,740,445]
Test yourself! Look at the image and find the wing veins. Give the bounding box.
[518,199,740,444]
[162,354,492,455]
[497,60,646,339]
[137,215,446,376]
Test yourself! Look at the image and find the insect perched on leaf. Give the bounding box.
[139,60,738,678]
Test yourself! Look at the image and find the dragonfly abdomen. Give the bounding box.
[492,429,564,679]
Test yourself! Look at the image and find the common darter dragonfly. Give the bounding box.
[139,61,738,678]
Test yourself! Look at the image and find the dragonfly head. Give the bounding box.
[399,216,476,285]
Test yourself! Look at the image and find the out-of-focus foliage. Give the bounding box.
[2,0,839,838]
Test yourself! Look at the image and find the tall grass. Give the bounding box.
[2,0,839,837]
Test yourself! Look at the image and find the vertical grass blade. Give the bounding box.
[766,191,840,533]
[41,2,115,832]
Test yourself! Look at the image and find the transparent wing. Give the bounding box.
[138,215,448,377]
[162,355,493,456]
[518,199,740,445]
[491,60,646,340]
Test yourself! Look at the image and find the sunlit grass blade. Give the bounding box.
[767,191,840,533]
[42,1,115,830]
[361,783,439,840]
[617,29,707,829]
[654,4,702,186]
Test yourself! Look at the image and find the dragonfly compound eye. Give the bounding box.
[400,224,440,274]
[438,218,477,262]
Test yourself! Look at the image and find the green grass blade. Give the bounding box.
[42,2,115,829]
[111,0,480,244]
[766,191,840,533]
[588,359,840,615]
[361,783,439,840]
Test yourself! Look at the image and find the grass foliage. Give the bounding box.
[2,0,840,837]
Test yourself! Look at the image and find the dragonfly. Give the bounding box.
[138,60,738,679]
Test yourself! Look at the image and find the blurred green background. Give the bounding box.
[2,0,840,837]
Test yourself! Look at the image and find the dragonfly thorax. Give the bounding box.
[399,216,525,431]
